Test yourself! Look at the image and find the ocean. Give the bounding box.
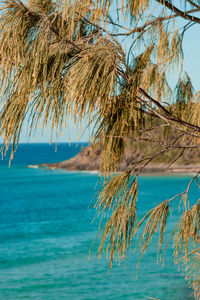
[0,143,197,299]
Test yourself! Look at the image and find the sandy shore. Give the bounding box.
[29,162,200,174]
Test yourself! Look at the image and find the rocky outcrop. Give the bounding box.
[37,144,200,174]
[39,145,101,171]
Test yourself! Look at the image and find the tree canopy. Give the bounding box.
[0,0,200,298]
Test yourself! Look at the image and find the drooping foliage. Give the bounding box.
[0,0,200,298]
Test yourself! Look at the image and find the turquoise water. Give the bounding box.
[0,144,198,299]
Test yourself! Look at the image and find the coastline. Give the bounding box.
[29,164,200,174]
[28,144,200,175]
[28,162,200,175]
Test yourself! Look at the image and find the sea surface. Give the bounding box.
[0,143,198,299]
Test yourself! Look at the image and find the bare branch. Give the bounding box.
[156,0,200,24]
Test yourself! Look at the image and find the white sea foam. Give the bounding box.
[87,170,99,174]
[27,165,39,169]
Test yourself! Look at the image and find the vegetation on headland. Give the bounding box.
[0,0,200,298]
[40,138,200,173]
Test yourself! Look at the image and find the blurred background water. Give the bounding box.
[0,143,197,299]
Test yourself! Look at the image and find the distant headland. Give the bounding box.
[29,143,200,174]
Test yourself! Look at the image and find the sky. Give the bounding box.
[0,2,200,144]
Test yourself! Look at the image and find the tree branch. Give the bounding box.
[139,88,200,132]
[111,14,175,36]
[186,0,200,9]
[156,0,200,24]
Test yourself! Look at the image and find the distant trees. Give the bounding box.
[0,0,200,298]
